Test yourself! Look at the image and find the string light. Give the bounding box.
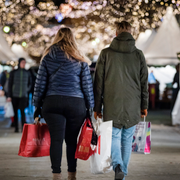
[95,38,100,43]
[22,41,27,47]
[92,41,96,46]
[0,0,180,60]
[160,2,164,5]
[3,26,10,33]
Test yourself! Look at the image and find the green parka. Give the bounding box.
[93,32,149,129]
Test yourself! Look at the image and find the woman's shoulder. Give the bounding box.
[49,44,63,56]
[80,61,89,68]
[43,44,65,62]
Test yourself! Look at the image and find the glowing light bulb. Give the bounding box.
[92,41,96,46]
[3,26,10,33]
[95,38,100,43]
[160,2,164,5]
[22,42,27,47]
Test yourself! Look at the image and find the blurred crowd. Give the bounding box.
[0,58,38,132]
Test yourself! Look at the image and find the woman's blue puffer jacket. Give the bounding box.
[33,44,94,109]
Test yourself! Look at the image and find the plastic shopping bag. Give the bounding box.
[4,101,14,118]
[132,117,151,154]
[0,96,6,107]
[18,123,50,157]
[90,118,113,174]
[75,118,95,160]
[172,90,180,125]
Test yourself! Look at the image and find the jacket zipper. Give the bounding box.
[19,70,23,97]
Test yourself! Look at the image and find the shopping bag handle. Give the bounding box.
[143,116,146,122]
[34,117,41,125]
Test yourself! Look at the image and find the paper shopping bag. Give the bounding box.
[132,117,151,154]
[90,118,113,174]
[75,118,94,160]
[18,123,50,157]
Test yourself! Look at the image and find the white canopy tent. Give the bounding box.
[136,30,151,49]
[0,28,36,68]
[0,50,12,62]
[0,28,17,62]
[136,29,156,53]
[11,44,36,69]
[148,66,176,92]
[144,7,180,65]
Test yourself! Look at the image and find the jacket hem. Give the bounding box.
[46,93,84,99]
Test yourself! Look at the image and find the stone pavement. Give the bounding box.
[0,113,180,180]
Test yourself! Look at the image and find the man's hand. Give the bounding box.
[94,112,102,120]
[141,109,148,118]
[7,97,12,102]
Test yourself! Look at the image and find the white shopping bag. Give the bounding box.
[0,96,6,107]
[172,90,180,125]
[90,118,113,174]
[4,102,14,118]
[132,117,151,154]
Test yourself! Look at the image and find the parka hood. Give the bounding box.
[110,32,136,53]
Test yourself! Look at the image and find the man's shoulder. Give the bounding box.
[11,69,18,74]
[23,69,29,72]
[101,47,112,54]
[135,48,144,56]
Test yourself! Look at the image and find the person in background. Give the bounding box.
[7,58,32,132]
[171,63,180,111]
[148,70,156,84]
[33,27,94,180]
[93,21,149,180]
[0,70,8,91]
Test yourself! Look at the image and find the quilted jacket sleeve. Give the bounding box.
[27,70,32,93]
[81,62,94,109]
[33,58,48,108]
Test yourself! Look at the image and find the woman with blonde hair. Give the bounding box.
[33,27,94,180]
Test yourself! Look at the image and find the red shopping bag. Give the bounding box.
[18,123,50,157]
[75,118,94,160]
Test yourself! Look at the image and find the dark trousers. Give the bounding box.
[12,97,28,131]
[171,88,179,112]
[42,95,86,173]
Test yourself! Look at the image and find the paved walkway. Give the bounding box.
[0,113,180,180]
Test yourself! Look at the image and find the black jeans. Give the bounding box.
[12,97,28,131]
[42,95,86,173]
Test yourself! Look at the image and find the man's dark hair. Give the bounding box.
[18,58,26,68]
[115,21,131,34]
[18,57,26,64]
[18,57,25,61]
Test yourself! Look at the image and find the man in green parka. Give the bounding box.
[93,21,148,180]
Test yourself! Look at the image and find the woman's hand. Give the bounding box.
[33,107,42,120]
[86,109,93,118]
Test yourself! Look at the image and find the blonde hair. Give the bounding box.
[115,21,132,35]
[42,27,91,65]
